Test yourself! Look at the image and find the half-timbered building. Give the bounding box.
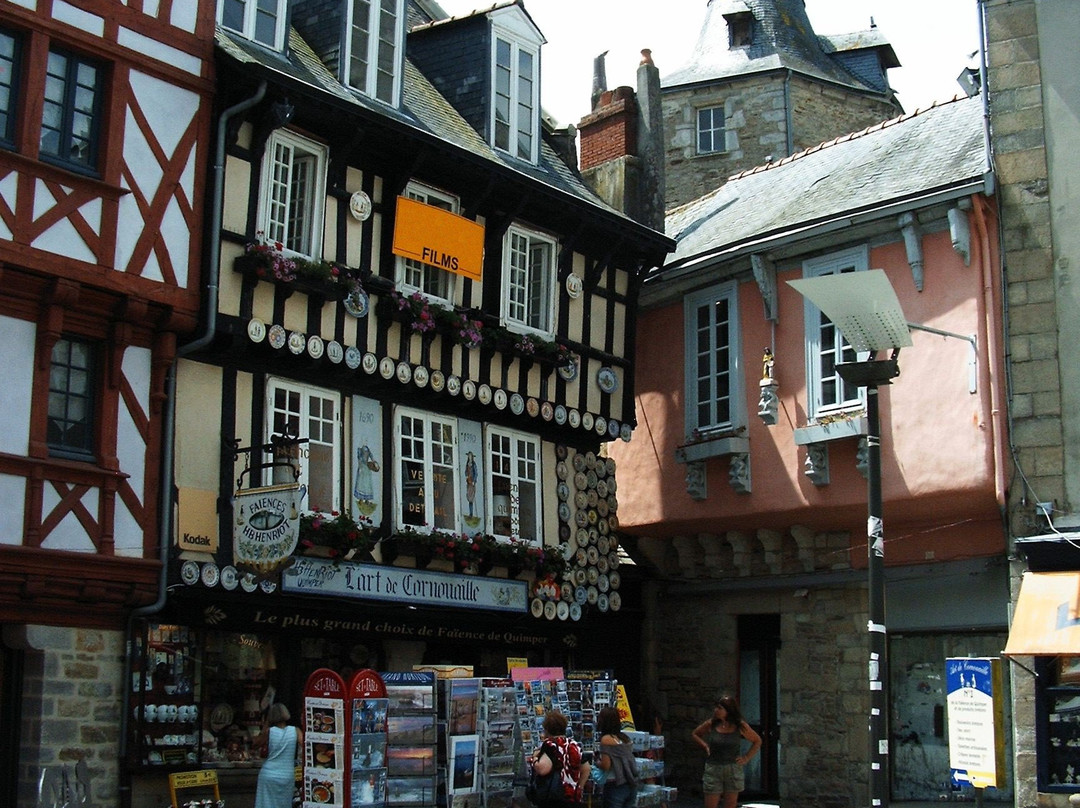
[124,1,669,802]
[0,0,216,804]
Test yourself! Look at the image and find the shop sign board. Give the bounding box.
[282,558,529,613]
[233,483,304,573]
[392,196,485,282]
[946,657,1006,789]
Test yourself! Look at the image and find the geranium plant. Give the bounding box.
[298,511,376,560]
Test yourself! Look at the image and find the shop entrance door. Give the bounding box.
[738,614,780,798]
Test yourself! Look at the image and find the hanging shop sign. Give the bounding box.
[282,558,528,613]
[232,483,304,574]
[391,196,485,282]
[946,657,1006,790]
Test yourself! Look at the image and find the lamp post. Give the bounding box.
[788,269,912,808]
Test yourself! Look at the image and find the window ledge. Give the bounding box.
[793,415,868,446]
[675,434,749,464]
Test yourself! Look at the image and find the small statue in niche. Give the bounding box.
[762,347,775,380]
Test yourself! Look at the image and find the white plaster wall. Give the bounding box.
[115,346,152,555]
[0,315,34,456]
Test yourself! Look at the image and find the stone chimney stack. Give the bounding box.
[577,50,666,232]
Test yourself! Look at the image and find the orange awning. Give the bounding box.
[1003,571,1080,655]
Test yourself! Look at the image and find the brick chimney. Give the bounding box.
[577,50,666,232]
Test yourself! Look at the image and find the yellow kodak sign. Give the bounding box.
[392,196,485,282]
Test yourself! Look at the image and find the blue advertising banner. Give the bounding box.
[946,657,1005,789]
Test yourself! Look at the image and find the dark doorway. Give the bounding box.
[738,614,780,798]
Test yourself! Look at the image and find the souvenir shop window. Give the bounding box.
[1043,656,1080,790]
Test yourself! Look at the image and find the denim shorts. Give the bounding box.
[702,761,744,793]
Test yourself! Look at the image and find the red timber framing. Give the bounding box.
[0,0,215,626]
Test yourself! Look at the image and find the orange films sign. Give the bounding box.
[392,196,485,282]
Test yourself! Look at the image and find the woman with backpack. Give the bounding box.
[529,711,589,808]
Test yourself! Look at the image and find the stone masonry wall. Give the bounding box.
[13,625,125,808]
[662,74,901,210]
[984,2,1054,807]
[649,583,869,808]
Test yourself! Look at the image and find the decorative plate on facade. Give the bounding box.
[570,602,583,621]
[201,563,219,588]
[240,572,258,592]
[565,272,584,299]
[344,285,369,317]
[609,514,619,531]
[345,347,363,369]
[220,566,239,591]
[557,482,570,502]
[526,398,540,418]
[430,370,445,392]
[586,470,598,489]
[349,190,373,221]
[558,356,579,382]
[587,586,599,605]
[597,518,609,536]
[575,568,588,586]
[478,384,492,405]
[583,452,595,470]
[595,416,607,436]
[574,491,588,510]
[606,457,617,477]
[573,453,587,472]
[568,409,581,428]
[326,341,344,364]
[587,548,600,567]
[306,335,324,359]
[541,401,554,421]
[576,528,589,546]
[597,556,609,575]
[554,405,567,425]
[620,423,632,442]
[588,528,600,546]
[379,356,396,379]
[396,362,412,384]
[413,366,429,388]
[598,593,609,612]
[588,509,600,527]
[530,598,544,618]
[247,318,266,343]
[574,472,588,490]
[268,324,287,350]
[608,419,621,438]
[582,412,595,431]
[447,375,462,396]
[559,523,571,542]
[597,367,618,394]
[509,392,523,414]
[608,552,620,570]
[181,561,200,586]
[288,331,306,355]
[557,601,570,621]
[558,502,572,523]
[586,490,598,509]
[576,549,588,567]
[609,571,621,590]
[561,583,574,601]
[544,601,558,620]
[598,573,610,593]
[556,444,568,460]
[556,461,569,481]
[575,586,588,605]
[362,352,378,374]
[259,579,277,593]
[608,591,621,612]
[597,499,609,518]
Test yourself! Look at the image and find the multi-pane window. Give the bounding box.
[502,225,555,336]
[685,282,741,433]
[487,427,540,544]
[346,0,404,105]
[0,29,19,148]
[396,408,457,532]
[40,48,101,171]
[218,0,287,50]
[804,247,869,418]
[493,36,538,162]
[396,183,459,303]
[47,337,96,460]
[267,379,340,514]
[697,106,725,154]
[259,130,327,259]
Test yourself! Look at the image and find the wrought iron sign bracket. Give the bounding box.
[229,432,307,490]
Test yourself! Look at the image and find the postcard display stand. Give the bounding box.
[304,668,347,808]
[383,672,439,808]
[350,670,390,808]
[479,680,520,808]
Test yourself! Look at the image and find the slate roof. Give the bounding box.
[214,22,651,233]
[662,0,890,93]
[660,94,988,272]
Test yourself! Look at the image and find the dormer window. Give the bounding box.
[218,0,287,51]
[725,11,754,48]
[346,0,404,105]
[488,8,543,164]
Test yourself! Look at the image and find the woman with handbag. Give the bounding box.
[594,706,638,808]
[529,711,588,807]
[254,702,303,808]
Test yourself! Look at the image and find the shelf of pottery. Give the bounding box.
[131,624,201,766]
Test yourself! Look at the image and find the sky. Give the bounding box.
[434,0,982,126]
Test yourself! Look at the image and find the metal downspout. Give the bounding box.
[118,80,267,808]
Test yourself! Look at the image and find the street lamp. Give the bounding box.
[788,269,912,808]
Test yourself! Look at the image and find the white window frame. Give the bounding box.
[394,406,459,533]
[486,425,541,545]
[217,0,287,51]
[697,105,726,155]
[344,0,405,105]
[257,129,328,260]
[803,246,870,420]
[684,281,743,436]
[266,378,341,514]
[500,223,556,337]
[395,182,460,305]
[491,27,539,163]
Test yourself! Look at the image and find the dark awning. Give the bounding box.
[1003,571,1080,655]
